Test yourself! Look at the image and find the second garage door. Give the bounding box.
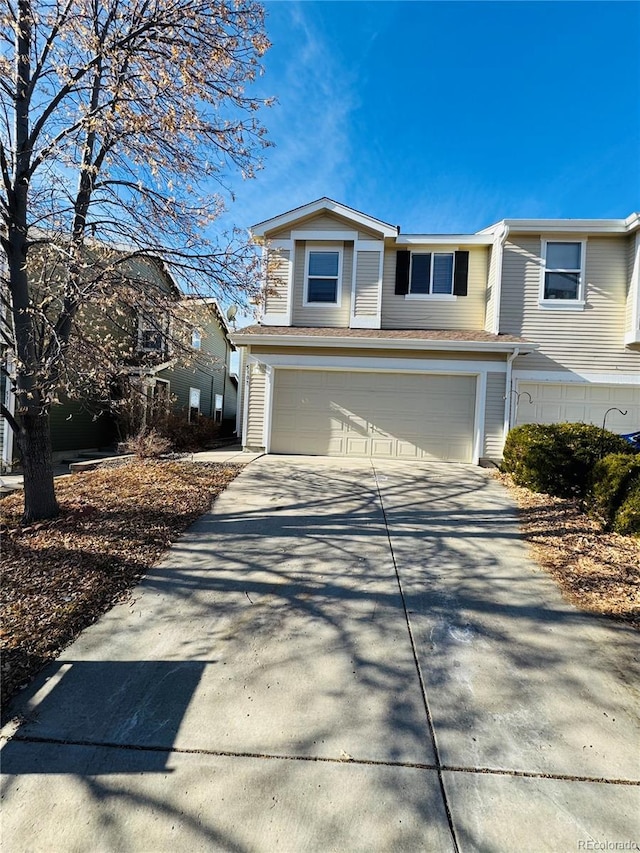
[270,370,476,462]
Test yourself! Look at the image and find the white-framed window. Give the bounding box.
[214,393,223,424]
[540,240,586,305]
[409,252,455,296]
[304,244,342,306]
[191,328,202,350]
[188,387,201,423]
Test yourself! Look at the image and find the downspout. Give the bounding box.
[235,347,244,438]
[241,349,251,448]
[492,222,510,334]
[503,347,520,442]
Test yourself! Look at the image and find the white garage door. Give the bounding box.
[270,370,476,462]
[515,382,640,433]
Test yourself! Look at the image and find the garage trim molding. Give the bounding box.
[250,354,494,463]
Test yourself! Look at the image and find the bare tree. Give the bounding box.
[0,0,270,521]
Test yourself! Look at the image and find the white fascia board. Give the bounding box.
[624,212,640,231]
[477,220,504,236]
[396,234,493,246]
[231,333,537,354]
[480,216,640,235]
[500,219,632,234]
[251,198,399,240]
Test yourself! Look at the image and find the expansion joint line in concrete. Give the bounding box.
[370,461,460,853]
[3,735,638,786]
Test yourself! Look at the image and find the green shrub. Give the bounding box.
[613,482,640,536]
[502,422,634,498]
[589,453,640,529]
[502,424,564,493]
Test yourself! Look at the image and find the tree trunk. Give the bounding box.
[17,412,59,523]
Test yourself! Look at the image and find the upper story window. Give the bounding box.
[138,312,166,353]
[304,245,342,306]
[410,253,454,295]
[541,241,585,303]
[191,328,202,350]
[395,250,469,297]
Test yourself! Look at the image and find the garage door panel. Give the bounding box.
[516,382,640,434]
[271,370,476,462]
[370,437,395,456]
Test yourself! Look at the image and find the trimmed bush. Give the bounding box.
[614,482,640,536]
[589,453,640,529]
[502,422,634,498]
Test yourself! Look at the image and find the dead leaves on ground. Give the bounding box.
[0,460,240,712]
[497,474,640,629]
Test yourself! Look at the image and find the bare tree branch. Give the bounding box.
[0,0,271,520]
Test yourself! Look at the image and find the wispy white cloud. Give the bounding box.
[214,1,360,234]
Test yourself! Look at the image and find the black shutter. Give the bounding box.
[453,250,469,296]
[395,250,410,295]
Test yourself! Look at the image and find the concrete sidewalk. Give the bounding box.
[0,445,262,492]
[1,456,638,852]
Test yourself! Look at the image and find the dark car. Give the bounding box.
[621,431,640,451]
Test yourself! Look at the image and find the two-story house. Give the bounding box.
[1,252,237,471]
[232,198,640,464]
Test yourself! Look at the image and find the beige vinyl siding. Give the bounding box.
[381,246,488,330]
[354,250,381,318]
[626,233,639,335]
[245,365,266,448]
[485,243,498,332]
[264,248,290,314]
[500,236,640,374]
[292,242,352,327]
[483,372,506,458]
[267,211,382,241]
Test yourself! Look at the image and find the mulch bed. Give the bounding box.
[497,473,640,629]
[0,460,240,714]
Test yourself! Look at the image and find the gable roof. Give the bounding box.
[251,197,399,240]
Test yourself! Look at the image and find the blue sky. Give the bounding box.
[219,0,639,237]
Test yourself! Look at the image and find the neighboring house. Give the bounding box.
[231,198,640,464]
[153,297,238,428]
[0,255,237,471]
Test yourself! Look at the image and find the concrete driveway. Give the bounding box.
[1,456,638,852]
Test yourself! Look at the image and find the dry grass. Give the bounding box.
[0,460,240,713]
[497,473,640,629]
